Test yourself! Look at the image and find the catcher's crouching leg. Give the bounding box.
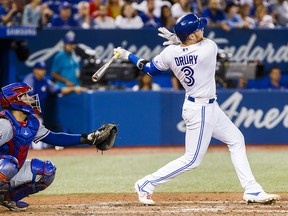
[0,155,19,190]
[3,158,56,202]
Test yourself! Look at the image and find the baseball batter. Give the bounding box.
[114,13,280,205]
[0,82,117,211]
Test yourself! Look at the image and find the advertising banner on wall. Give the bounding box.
[15,28,288,82]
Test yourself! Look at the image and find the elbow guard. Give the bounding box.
[136,59,149,71]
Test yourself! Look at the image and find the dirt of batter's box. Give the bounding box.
[1,193,287,216]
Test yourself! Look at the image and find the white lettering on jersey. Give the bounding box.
[174,55,198,66]
[153,38,218,99]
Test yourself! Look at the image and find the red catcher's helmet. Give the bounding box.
[0,82,41,115]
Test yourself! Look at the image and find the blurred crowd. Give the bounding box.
[0,0,287,29]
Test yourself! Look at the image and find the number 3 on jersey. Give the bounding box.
[182,66,195,86]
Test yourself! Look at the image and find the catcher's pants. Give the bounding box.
[9,160,35,188]
[137,100,263,194]
[0,159,43,189]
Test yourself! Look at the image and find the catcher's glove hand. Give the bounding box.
[81,124,118,151]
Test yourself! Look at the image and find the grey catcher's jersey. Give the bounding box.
[0,118,49,146]
[153,38,218,99]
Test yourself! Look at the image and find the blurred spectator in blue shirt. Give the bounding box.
[224,1,243,29]
[50,1,78,28]
[51,35,81,88]
[260,67,286,89]
[138,0,162,28]
[0,0,19,26]
[202,0,231,31]
[247,66,287,89]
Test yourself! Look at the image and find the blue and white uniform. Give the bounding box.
[133,38,263,195]
[153,39,217,98]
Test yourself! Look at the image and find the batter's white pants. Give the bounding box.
[137,100,263,194]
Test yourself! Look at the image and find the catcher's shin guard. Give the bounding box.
[1,158,56,202]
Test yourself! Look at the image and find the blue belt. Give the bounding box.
[188,96,215,104]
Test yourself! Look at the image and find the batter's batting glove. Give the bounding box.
[80,124,118,151]
[113,47,131,61]
[158,27,181,46]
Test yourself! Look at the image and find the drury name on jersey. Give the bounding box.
[174,55,198,66]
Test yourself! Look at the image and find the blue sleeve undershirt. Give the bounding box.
[128,53,163,75]
[42,131,82,147]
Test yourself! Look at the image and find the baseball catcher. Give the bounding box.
[0,82,117,211]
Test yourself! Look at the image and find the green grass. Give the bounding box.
[36,150,288,195]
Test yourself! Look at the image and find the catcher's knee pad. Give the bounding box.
[0,159,56,202]
[31,158,56,186]
[0,155,19,184]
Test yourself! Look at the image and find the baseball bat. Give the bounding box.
[91,52,120,82]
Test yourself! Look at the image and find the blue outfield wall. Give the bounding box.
[50,90,288,146]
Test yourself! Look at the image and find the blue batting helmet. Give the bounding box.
[0,82,41,115]
[173,13,207,42]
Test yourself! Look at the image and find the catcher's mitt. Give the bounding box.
[82,124,118,151]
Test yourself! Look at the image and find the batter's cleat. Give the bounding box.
[0,200,29,211]
[134,182,155,205]
[243,191,280,204]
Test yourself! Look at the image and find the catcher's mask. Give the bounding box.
[0,82,41,115]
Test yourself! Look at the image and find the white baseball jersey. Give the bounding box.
[153,38,217,99]
[135,38,264,197]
